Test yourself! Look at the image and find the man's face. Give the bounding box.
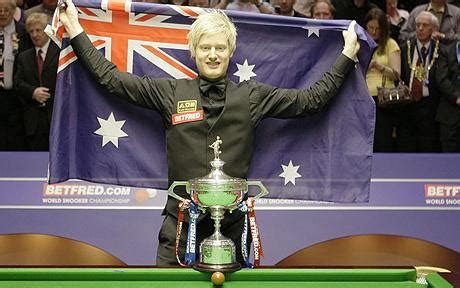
[189,0,209,7]
[0,0,14,28]
[386,0,396,11]
[194,33,232,80]
[28,23,49,48]
[415,15,435,43]
[312,2,333,19]
[279,0,295,14]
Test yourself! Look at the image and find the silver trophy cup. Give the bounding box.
[168,136,269,272]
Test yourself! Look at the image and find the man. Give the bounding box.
[275,0,305,16]
[435,40,460,151]
[310,0,335,19]
[188,0,210,7]
[386,0,409,40]
[399,0,460,43]
[14,12,59,150]
[398,11,441,152]
[24,0,57,20]
[59,0,360,266]
[0,0,32,151]
[225,0,275,14]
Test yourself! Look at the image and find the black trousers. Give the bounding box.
[439,121,460,152]
[156,209,250,266]
[397,96,440,152]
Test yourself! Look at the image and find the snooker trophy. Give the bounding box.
[168,136,269,272]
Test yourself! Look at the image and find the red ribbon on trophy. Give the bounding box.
[247,197,264,266]
[175,199,191,267]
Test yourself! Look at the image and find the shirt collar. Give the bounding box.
[2,20,15,34]
[35,39,51,56]
[416,39,431,51]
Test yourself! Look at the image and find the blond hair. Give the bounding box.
[25,12,50,30]
[188,11,237,58]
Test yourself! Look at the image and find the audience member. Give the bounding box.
[14,12,59,151]
[0,0,32,151]
[365,8,401,152]
[310,0,335,19]
[398,11,441,152]
[226,0,275,13]
[332,0,378,27]
[24,0,56,20]
[13,0,25,23]
[275,0,305,16]
[291,0,314,17]
[435,40,460,152]
[399,0,460,44]
[189,0,210,7]
[386,0,409,40]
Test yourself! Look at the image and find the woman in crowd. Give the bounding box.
[365,7,401,151]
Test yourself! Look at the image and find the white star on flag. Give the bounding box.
[94,112,128,148]
[233,59,257,82]
[307,28,320,37]
[279,160,302,185]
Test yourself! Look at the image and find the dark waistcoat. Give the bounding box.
[164,79,255,215]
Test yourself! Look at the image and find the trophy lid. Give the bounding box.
[188,137,247,207]
[190,136,245,185]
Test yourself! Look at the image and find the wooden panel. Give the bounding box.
[0,233,126,266]
[276,234,460,274]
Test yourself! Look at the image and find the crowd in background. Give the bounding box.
[0,0,459,152]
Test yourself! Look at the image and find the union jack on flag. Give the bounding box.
[49,0,377,203]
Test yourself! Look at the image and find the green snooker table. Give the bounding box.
[0,267,453,287]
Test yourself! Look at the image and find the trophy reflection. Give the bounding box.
[168,136,268,272]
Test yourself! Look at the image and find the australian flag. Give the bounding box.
[48,0,376,203]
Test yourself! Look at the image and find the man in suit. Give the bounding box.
[14,12,59,150]
[435,40,460,151]
[59,1,360,266]
[399,0,460,44]
[0,0,32,150]
[398,11,441,152]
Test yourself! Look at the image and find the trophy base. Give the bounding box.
[193,262,241,273]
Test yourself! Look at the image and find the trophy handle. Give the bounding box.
[247,181,269,199]
[167,181,189,202]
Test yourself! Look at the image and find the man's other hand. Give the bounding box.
[59,0,84,39]
[342,20,360,61]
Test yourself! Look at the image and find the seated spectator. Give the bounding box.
[275,0,306,16]
[398,11,441,152]
[332,0,378,27]
[0,0,32,151]
[189,0,210,7]
[435,40,460,152]
[386,0,409,40]
[291,0,315,17]
[226,0,275,14]
[310,0,335,19]
[13,0,25,23]
[24,0,56,20]
[364,8,401,152]
[399,0,460,44]
[14,12,59,151]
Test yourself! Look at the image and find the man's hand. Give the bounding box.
[342,20,360,61]
[456,96,460,106]
[32,87,51,104]
[59,0,84,39]
[431,31,445,41]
